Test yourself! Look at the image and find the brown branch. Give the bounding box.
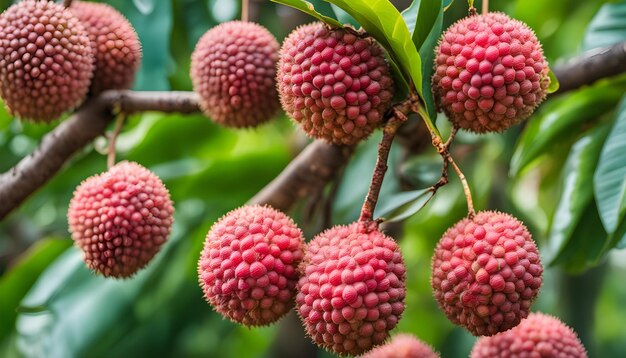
[554,41,626,94]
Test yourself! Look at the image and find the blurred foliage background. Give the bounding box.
[1,0,626,357]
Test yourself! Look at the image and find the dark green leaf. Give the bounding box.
[329,4,359,27]
[412,0,442,52]
[270,0,343,27]
[375,189,433,222]
[594,96,626,234]
[132,0,155,15]
[546,69,560,94]
[547,122,611,264]
[510,79,626,176]
[583,2,626,51]
[324,0,423,95]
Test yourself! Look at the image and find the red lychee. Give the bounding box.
[70,1,142,94]
[471,312,588,357]
[296,222,406,356]
[190,21,280,128]
[68,161,174,278]
[432,12,549,133]
[0,0,93,122]
[431,211,543,336]
[198,205,305,326]
[360,333,439,358]
[278,22,395,145]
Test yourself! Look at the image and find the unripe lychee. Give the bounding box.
[432,12,549,133]
[70,1,141,94]
[68,161,174,278]
[278,23,395,145]
[360,333,439,358]
[0,0,93,122]
[471,312,588,357]
[431,211,542,336]
[296,222,406,356]
[190,21,280,128]
[198,205,305,326]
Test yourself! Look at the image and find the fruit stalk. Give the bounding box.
[241,0,249,22]
[358,100,411,223]
[63,0,73,8]
[446,152,475,218]
[107,114,126,169]
[482,0,489,15]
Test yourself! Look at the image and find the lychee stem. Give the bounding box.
[63,0,73,8]
[107,114,126,169]
[241,0,249,22]
[482,0,489,15]
[447,153,475,218]
[359,100,411,224]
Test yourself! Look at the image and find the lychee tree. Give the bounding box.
[0,0,626,357]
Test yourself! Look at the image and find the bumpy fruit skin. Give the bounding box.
[198,205,305,326]
[360,333,439,358]
[190,21,279,128]
[68,161,174,278]
[431,211,543,336]
[0,0,93,122]
[471,312,588,358]
[296,222,406,356]
[432,12,549,133]
[278,23,395,145]
[70,1,141,94]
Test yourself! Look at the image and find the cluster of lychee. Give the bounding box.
[0,0,141,122]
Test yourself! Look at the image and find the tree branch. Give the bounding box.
[1,41,626,220]
[554,41,626,94]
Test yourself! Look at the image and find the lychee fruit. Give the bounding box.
[296,221,406,356]
[360,333,440,358]
[197,205,305,326]
[431,211,543,336]
[471,312,588,357]
[277,22,395,145]
[0,0,94,122]
[68,161,174,278]
[432,12,550,133]
[190,21,280,128]
[70,1,141,94]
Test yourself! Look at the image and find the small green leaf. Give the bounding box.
[375,188,434,222]
[546,69,560,94]
[323,0,423,95]
[510,79,626,176]
[594,96,626,234]
[547,122,611,265]
[583,2,626,51]
[271,0,343,28]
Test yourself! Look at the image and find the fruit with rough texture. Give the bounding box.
[0,0,93,122]
[431,211,543,336]
[70,1,141,94]
[198,205,305,326]
[68,161,174,278]
[278,22,395,145]
[296,222,406,356]
[471,312,588,357]
[190,21,279,128]
[360,333,440,358]
[432,12,549,133]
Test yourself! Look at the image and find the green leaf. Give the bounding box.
[546,69,560,94]
[132,0,155,15]
[329,4,359,27]
[510,79,626,176]
[410,0,442,51]
[547,122,611,265]
[270,0,343,27]
[583,2,626,51]
[324,0,423,95]
[594,96,626,234]
[375,188,433,222]
[0,239,71,341]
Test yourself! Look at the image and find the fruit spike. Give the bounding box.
[68,161,174,278]
[70,1,142,94]
[0,0,93,122]
[432,12,549,133]
[360,333,440,358]
[296,221,406,356]
[190,21,280,128]
[471,312,588,357]
[198,205,305,326]
[431,211,543,336]
[278,22,395,145]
